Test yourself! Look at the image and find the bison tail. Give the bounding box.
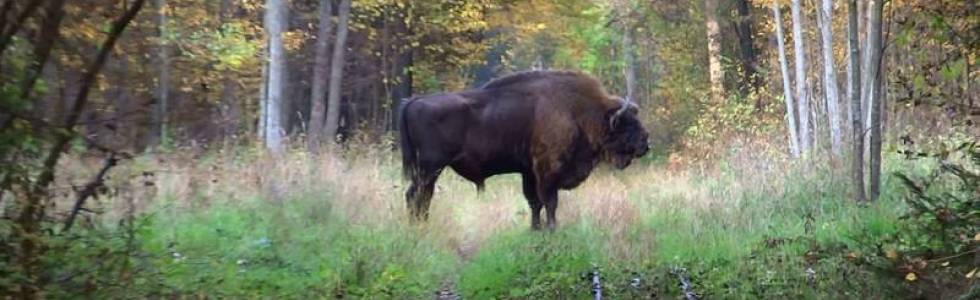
[399,98,418,181]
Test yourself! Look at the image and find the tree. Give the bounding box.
[308,0,333,151]
[818,0,841,156]
[150,0,171,147]
[0,1,146,296]
[790,0,811,153]
[734,0,758,94]
[703,0,724,103]
[323,0,351,145]
[615,1,636,102]
[772,2,800,158]
[263,0,286,153]
[848,0,865,202]
[388,3,413,131]
[866,0,885,201]
[218,0,242,139]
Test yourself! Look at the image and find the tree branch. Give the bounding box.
[29,0,145,199]
[0,0,44,59]
[62,154,117,232]
[13,4,144,295]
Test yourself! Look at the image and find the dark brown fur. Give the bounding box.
[400,70,649,230]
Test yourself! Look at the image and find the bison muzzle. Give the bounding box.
[399,70,649,230]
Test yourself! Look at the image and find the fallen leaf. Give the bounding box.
[974,233,979,241]
[905,272,917,282]
[967,268,977,279]
[941,261,949,267]
[885,249,898,259]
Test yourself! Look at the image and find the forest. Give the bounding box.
[0,0,977,298]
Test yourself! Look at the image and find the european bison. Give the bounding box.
[399,70,649,230]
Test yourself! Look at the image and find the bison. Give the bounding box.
[399,70,649,230]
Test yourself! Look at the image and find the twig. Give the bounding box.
[925,247,980,264]
[62,153,118,232]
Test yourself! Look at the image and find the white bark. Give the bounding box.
[263,0,286,153]
[790,0,811,153]
[622,13,636,102]
[323,0,351,145]
[772,3,800,157]
[861,1,874,143]
[818,0,842,155]
[704,0,724,103]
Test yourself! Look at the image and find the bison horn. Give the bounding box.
[610,96,635,128]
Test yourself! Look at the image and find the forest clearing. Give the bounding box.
[1,0,977,298]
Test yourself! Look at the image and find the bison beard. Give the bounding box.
[400,70,649,230]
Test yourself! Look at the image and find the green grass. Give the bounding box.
[6,150,961,298]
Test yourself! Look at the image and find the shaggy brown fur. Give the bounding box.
[400,70,649,230]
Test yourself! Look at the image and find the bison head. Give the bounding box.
[602,97,650,169]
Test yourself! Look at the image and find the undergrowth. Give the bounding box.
[2,142,976,298]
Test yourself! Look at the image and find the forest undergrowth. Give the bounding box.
[1,137,977,299]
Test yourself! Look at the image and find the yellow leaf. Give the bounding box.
[905,272,917,282]
[974,233,979,241]
[536,23,547,30]
[885,249,898,259]
[967,268,977,279]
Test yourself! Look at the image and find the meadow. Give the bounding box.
[15,138,974,299]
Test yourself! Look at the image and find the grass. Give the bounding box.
[3,142,956,298]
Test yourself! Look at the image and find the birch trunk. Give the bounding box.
[263,0,286,153]
[772,3,800,157]
[623,15,636,102]
[703,0,725,103]
[818,0,842,155]
[790,0,811,153]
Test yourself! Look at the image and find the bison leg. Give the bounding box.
[521,174,543,230]
[533,176,560,231]
[406,170,440,222]
[542,188,559,231]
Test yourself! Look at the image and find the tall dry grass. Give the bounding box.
[44,134,836,264]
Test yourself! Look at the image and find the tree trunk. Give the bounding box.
[735,0,758,95]
[790,0,811,153]
[389,4,413,132]
[818,0,841,155]
[323,0,351,145]
[623,14,636,102]
[307,0,333,151]
[773,2,800,158]
[867,0,884,201]
[258,50,268,142]
[17,1,143,297]
[848,0,866,202]
[218,0,239,140]
[703,0,724,103]
[861,1,873,145]
[150,0,170,147]
[263,0,286,153]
